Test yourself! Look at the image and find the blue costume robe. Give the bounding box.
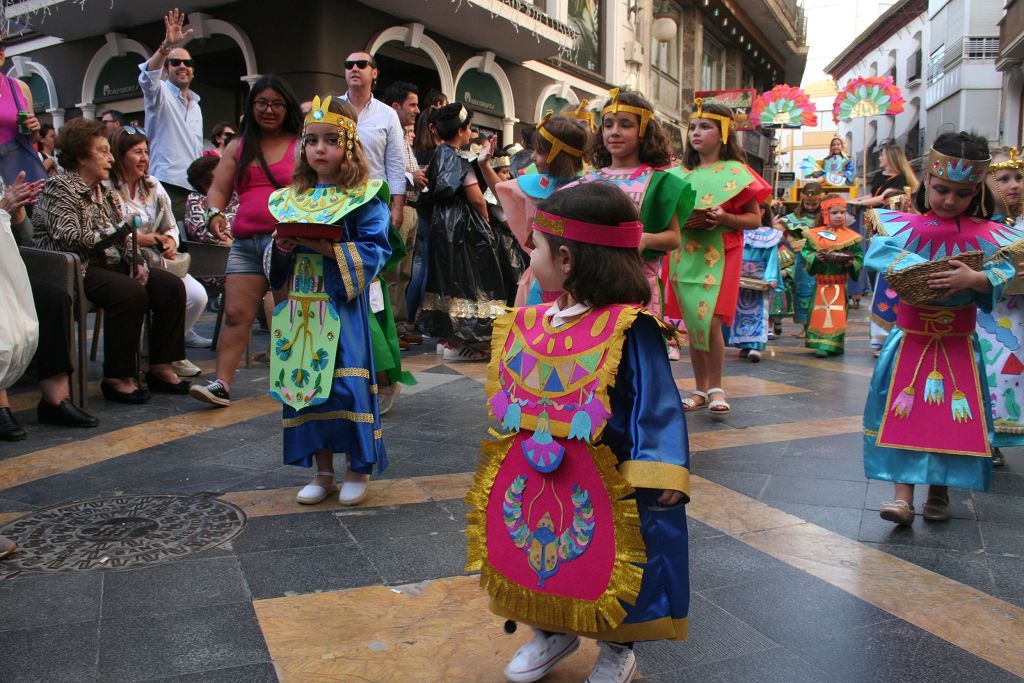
[266,193,393,474]
[724,227,783,351]
[779,211,817,325]
[863,210,1023,491]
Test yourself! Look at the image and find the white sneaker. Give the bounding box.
[586,641,637,683]
[338,478,369,506]
[295,471,337,505]
[172,359,203,377]
[504,629,580,683]
[185,330,213,348]
[443,345,488,362]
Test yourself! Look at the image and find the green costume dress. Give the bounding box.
[370,226,416,387]
[668,161,771,351]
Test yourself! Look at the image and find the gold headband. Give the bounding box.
[690,97,732,144]
[568,99,596,131]
[536,110,585,163]
[600,88,655,137]
[989,147,1024,173]
[303,95,359,159]
[926,147,990,186]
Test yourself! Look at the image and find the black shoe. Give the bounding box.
[0,407,26,441]
[100,381,151,404]
[993,447,1005,468]
[37,399,99,428]
[145,371,191,395]
[189,379,231,407]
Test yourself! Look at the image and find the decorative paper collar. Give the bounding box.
[532,209,643,248]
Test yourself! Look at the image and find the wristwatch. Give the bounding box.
[205,207,224,222]
[159,42,172,56]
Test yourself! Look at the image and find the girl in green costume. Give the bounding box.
[582,89,695,358]
[672,100,771,414]
[370,226,416,415]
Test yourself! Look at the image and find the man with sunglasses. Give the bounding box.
[138,8,204,221]
[339,52,407,229]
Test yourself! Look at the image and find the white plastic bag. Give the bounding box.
[368,279,385,314]
[0,210,40,389]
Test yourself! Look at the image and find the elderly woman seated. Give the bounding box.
[107,127,209,360]
[31,118,189,403]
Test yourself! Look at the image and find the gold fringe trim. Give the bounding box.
[421,293,506,319]
[282,409,375,427]
[346,242,366,294]
[465,433,647,634]
[618,461,691,498]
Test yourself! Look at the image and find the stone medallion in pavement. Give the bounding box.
[0,494,245,577]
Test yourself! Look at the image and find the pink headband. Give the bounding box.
[532,210,643,248]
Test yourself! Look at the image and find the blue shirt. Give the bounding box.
[138,65,204,190]
[340,93,406,196]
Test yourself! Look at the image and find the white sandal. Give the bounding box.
[707,388,731,415]
[683,390,708,412]
[296,471,338,505]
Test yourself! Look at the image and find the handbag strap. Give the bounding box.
[255,147,283,190]
[6,75,24,111]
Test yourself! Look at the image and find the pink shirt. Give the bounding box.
[230,138,297,238]
[0,76,27,146]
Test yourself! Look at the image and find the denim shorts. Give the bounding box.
[226,234,274,275]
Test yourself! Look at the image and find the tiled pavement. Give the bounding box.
[0,310,1022,682]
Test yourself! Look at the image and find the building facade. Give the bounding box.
[5,0,804,162]
[998,0,1024,146]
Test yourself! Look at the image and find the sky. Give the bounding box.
[800,0,897,85]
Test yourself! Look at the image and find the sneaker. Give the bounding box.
[172,359,203,377]
[189,379,231,407]
[185,330,213,348]
[443,345,488,362]
[504,629,580,683]
[586,641,637,683]
[379,382,401,416]
[436,342,448,355]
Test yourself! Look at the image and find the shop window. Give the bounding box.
[701,34,726,90]
[650,22,680,111]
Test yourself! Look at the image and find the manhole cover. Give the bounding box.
[0,494,246,576]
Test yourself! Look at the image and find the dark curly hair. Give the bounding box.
[915,131,993,217]
[56,117,106,172]
[536,182,650,307]
[589,90,672,168]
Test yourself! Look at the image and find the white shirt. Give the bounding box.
[138,65,204,190]
[107,175,180,245]
[340,92,406,196]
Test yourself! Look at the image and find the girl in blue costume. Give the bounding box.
[725,205,783,362]
[492,111,591,306]
[864,132,1024,526]
[266,96,392,507]
[467,183,690,683]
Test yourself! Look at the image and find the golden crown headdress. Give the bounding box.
[303,95,359,159]
[567,99,596,132]
[926,148,990,186]
[536,110,585,163]
[989,147,1024,173]
[690,97,732,144]
[600,88,656,137]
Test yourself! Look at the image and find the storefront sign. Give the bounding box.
[455,70,504,116]
[694,88,757,131]
[94,55,143,103]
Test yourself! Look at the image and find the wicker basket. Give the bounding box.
[885,251,984,306]
[999,241,1024,296]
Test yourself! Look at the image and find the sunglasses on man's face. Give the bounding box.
[344,60,374,70]
[123,126,146,136]
[167,58,194,68]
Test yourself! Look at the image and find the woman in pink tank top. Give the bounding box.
[0,38,45,184]
[190,75,302,408]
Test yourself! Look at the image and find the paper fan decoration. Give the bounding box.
[833,76,905,123]
[751,85,818,128]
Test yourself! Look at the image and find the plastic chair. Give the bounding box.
[17,246,90,410]
[181,238,252,368]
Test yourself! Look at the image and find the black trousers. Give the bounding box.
[28,280,73,380]
[83,265,185,378]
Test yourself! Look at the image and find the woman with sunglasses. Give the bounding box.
[139,8,204,221]
[190,75,302,408]
[205,122,237,158]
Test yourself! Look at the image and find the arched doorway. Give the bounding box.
[368,24,453,106]
[453,52,517,145]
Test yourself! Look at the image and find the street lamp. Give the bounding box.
[652,1,678,43]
